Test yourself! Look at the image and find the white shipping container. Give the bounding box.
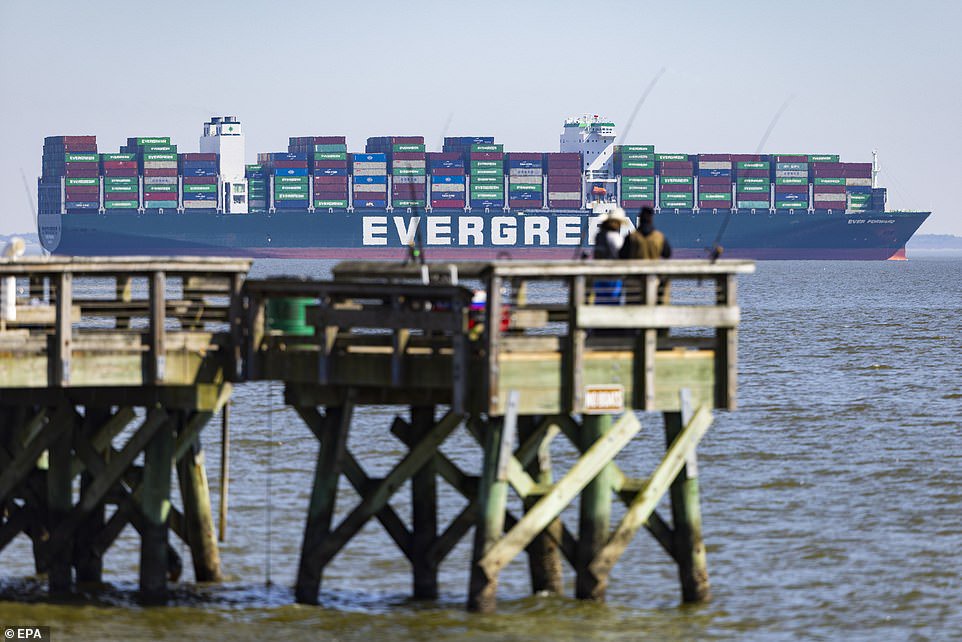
[353,183,388,193]
[353,162,388,171]
[548,191,580,200]
[509,168,542,177]
[183,200,216,209]
[774,170,808,178]
[508,176,541,184]
[814,193,846,202]
[353,167,388,176]
[143,161,178,169]
[845,178,872,186]
[392,160,426,169]
[392,175,426,184]
[432,183,465,193]
[698,161,732,170]
[144,177,178,185]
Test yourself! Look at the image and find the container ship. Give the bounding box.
[36,115,929,260]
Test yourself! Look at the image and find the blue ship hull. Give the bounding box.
[38,207,929,260]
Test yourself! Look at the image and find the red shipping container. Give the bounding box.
[698,154,732,161]
[508,199,542,208]
[544,153,580,160]
[183,176,217,184]
[393,188,427,194]
[620,200,655,209]
[775,185,808,193]
[58,135,97,145]
[775,155,807,162]
[736,192,770,201]
[144,192,173,201]
[426,152,461,161]
[290,136,346,145]
[470,152,504,160]
[659,169,694,177]
[389,136,424,145]
[658,161,693,169]
[698,200,732,209]
[65,186,99,195]
[545,160,581,169]
[392,152,426,161]
[65,168,100,177]
[431,200,465,208]
[811,162,843,173]
[143,168,177,177]
[547,180,581,189]
[660,184,694,193]
[270,160,308,168]
[730,154,765,162]
[101,161,137,169]
[312,160,348,168]
[842,163,872,178]
[49,143,98,152]
[105,192,135,201]
[619,168,655,176]
[813,185,846,194]
[505,153,543,161]
[698,177,732,186]
[735,169,769,178]
[547,200,582,208]
[813,168,845,178]
[313,176,348,185]
[104,168,138,177]
[430,167,465,176]
[314,190,348,198]
[546,168,581,176]
[180,153,217,161]
[65,161,97,171]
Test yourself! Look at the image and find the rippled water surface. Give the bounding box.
[2,257,960,640]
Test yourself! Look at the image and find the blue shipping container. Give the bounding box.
[270,152,307,161]
[184,168,218,177]
[275,200,308,209]
[507,191,541,200]
[65,202,99,209]
[431,175,466,184]
[453,137,494,145]
[184,192,217,201]
[181,161,218,169]
[697,169,731,177]
[846,185,873,194]
[273,168,308,177]
[354,175,387,185]
[354,199,388,208]
[353,153,387,162]
[313,168,347,176]
[429,160,465,169]
[470,199,504,208]
[431,191,462,200]
[779,192,806,201]
[509,160,543,169]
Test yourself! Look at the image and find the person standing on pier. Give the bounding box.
[593,207,630,304]
[620,206,672,260]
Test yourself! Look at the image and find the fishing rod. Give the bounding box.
[574,68,668,260]
[709,94,795,262]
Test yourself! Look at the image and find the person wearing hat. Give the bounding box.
[619,206,672,260]
[592,207,630,304]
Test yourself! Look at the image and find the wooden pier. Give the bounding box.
[0,255,753,612]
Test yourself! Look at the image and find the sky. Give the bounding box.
[1,0,960,235]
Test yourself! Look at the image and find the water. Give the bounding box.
[2,257,961,640]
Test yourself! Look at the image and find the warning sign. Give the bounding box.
[583,385,625,414]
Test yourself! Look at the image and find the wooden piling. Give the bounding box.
[410,405,438,599]
[74,408,111,583]
[139,412,174,604]
[664,391,711,603]
[518,415,563,595]
[467,418,509,613]
[46,409,74,594]
[176,415,222,582]
[576,413,614,601]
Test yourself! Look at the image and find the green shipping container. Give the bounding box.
[620,160,654,169]
[848,194,871,202]
[101,153,136,161]
[276,176,308,184]
[622,176,655,185]
[471,175,502,184]
[105,185,137,193]
[246,164,263,171]
[65,177,99,186]
[143,153,177,162]
[471,168,502,177]
[508,184,541,193]
[393,200,426,207]
[144,200,177,208]
[143,145,176,153]
[314,200,349,208]
[471,160,503,169]
[392,168,426,176]
[776,177,807,185]
[618,153,654,161]
[699,192,731,200]
[661,195,693,203]
[815,177,845,185]
[104,201,139,209]
[737,162,770,170]
[472,144,503,152]
[65,153,98,163]
[275,185,309,194]
[274,192,309,201]
[135,137,171,146]
[808,154,839,162]
[106,177,137,186]
[737,177,768,185]
[145,185,176,193]
[471,184,504,193]
[184,184,217,193]
[314,144,347,153]
[739,185,768,193]
[656,153,688,161]
[776,201,808,209]
[393,144,425,152]
[737,201,771,209]
[618,145,655,153]
[314,152,347,161]
[660,176,693,185]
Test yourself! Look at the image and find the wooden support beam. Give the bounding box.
[576,413,614,601]
[115,275,132,329]
[74,408,111,583]
[665,391,711,602]
[484,274,504,416]
[295,402,352,605]
[47,411,75,594]
[147,271,167,384]
[0,406,72,504]
[467,416,509,613]
[52,272,72,386]
[175,414,222,583]
[564,276,586,412]
[476,412,641,597]
[427,499,476,568]
[410,405,438,599]
[518,415,563,595]
[139,412,174,604]
[588,404,712,583]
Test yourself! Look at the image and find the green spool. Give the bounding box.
[266,298,315,336]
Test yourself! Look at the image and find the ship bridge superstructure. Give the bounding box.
[560,115,618,202]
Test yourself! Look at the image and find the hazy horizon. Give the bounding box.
[1,0,959,235]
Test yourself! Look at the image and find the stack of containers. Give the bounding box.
[842,162,873,212]
[732,155,771,209]
[371,137,427,208]
[290,136,350,209]
[614,145,655,209]
[505,153,543,209]
[809,156,844,210]
[123,137,178,210]
[467,143,504,209]
[180,153,218,210]
[246,164,267,212]
[544,152,582,208]
[258,151,309,210]
[351,153,388,208]
[427,152,466,209]
[696,154,733,209]
[40,136,99,213]
[100,152,138,210]
[656,154,694,209]
[773,155,809,210]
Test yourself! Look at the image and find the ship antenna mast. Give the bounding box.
[872,149,880,188]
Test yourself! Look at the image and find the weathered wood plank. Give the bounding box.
[410,405,438,598]
[139,412,174,604]
[467,417,509,613]
[577,304,740,329]
[518,415,563,595]
[576,413,615,601]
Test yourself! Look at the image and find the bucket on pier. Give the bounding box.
[266,298,315,336]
